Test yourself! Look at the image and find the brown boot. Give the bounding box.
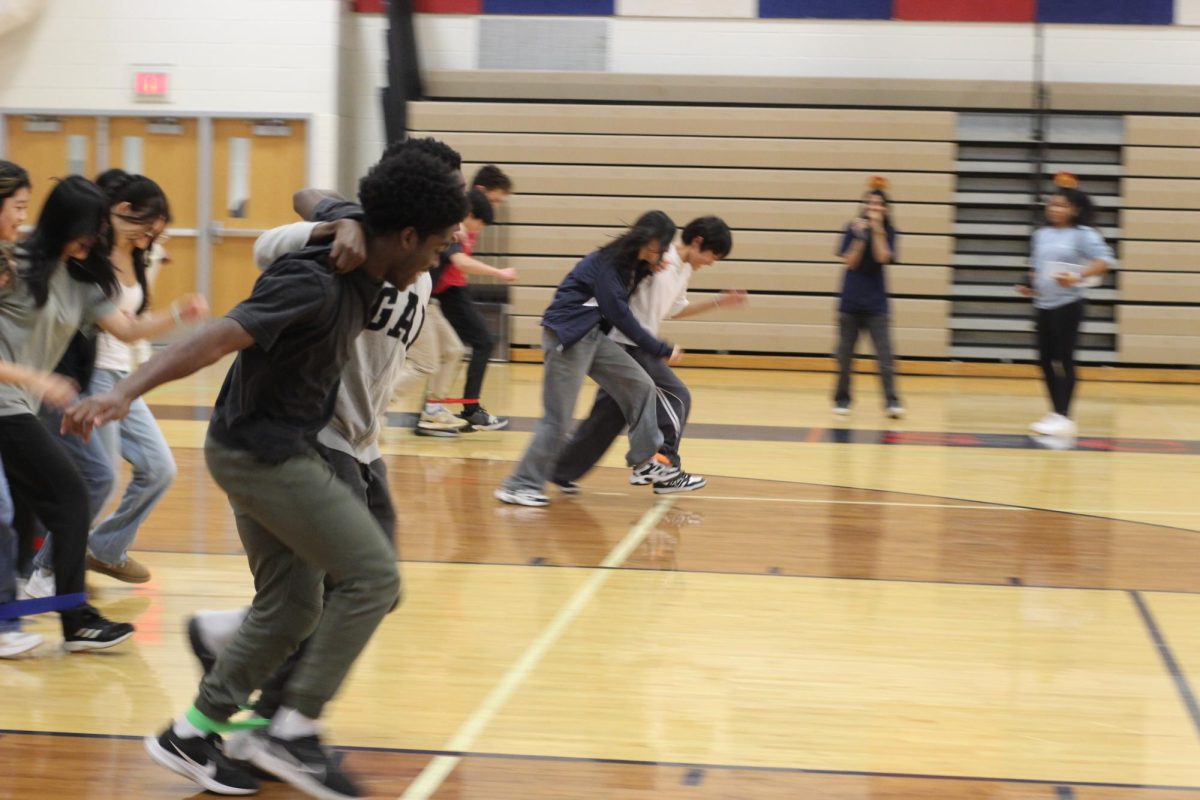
[86,553,151,584]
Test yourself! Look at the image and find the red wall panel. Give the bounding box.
[894,0,1035,22]
[412,0,483,12]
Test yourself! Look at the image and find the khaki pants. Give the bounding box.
[393,299,464,404]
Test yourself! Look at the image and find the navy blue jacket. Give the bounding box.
[541,249,672,358]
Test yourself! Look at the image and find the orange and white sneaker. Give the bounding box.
[630,453,680,486]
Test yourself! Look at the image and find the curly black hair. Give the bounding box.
[381,136,463,171]
[359,149,468,239]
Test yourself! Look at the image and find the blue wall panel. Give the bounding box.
[1036,0,1174,25]
[483,0,615,14]
[759,0,892,19]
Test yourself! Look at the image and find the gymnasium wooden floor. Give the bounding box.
[5,362,1200,799]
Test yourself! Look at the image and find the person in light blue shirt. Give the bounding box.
[1016,177,1115,436]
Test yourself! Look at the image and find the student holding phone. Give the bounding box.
[832,176,903,419]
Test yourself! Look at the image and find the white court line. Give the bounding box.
[399,497,676,800]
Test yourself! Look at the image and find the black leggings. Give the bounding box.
[1036,300,1084,417]
[435,285,494,410]
[0,413,92,629]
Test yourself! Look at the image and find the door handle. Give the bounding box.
[209,220,225,244]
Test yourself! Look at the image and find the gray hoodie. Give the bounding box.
[254,221,431,463]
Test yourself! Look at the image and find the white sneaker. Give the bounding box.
[494,487,550,507]
[833,404,851,416]
[653,472,707,495]
[0,631,43,658]
[1031,413,1076,436]
[886,405,905,419]
[419,407,469,430]
[1029,412,1057,433]
[630,455,680,486]
[20,568,54,600]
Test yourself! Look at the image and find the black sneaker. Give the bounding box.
[250,734,362,800]
[460,407,509,431]
[187,615,217,674]
[63,606,135,652]
[144,725,260,796]
[653,471,707,495]
[551,479,581,495]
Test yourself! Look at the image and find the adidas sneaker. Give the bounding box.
[63,606,134,652]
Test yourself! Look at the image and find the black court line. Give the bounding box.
[149,404,1200,457]
[1130,590,1200,743]
[3,727,1200,793]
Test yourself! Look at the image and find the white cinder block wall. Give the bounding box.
[5,2,1200,192]
[0,0,344,187]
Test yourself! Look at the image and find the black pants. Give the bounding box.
[254,446,397,719]
[0,413,91,631]
[435,285,494,408]
[1036,300,1084,416]
[552,345,691,484]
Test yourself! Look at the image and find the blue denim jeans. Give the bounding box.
[0,460,18,633]
[36,368,176,569]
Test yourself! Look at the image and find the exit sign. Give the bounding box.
[133,68,170,102]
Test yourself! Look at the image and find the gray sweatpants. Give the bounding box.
[552,345,690,484]
[196,435,400,720]
[502,327,662,494]
[834,311,900,407]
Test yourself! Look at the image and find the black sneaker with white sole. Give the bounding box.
[250,734,362,800]
[145,725,260,796]
[187,615,217,674]
[653,471,707,495]
[460,407,509,431]
[62,605,135,652]
[551,479,581,494]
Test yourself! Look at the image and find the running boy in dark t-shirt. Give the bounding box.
[63,149,467,800]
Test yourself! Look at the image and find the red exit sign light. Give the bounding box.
[134,71,169,99]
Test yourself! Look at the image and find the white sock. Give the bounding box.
[195,607,249,656]
[424,402,441,415]
[269,707,319,740]
[172,714,206,740]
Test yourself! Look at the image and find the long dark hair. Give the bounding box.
[0,160,30,206]
[20,176,117,307]
[598,210,676,288]
[96,169,171,314]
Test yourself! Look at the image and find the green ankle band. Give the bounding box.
[186,706,271,734]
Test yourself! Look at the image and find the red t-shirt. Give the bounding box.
[434,230,476,294]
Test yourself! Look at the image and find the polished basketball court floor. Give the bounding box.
[4,362,1200,799]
